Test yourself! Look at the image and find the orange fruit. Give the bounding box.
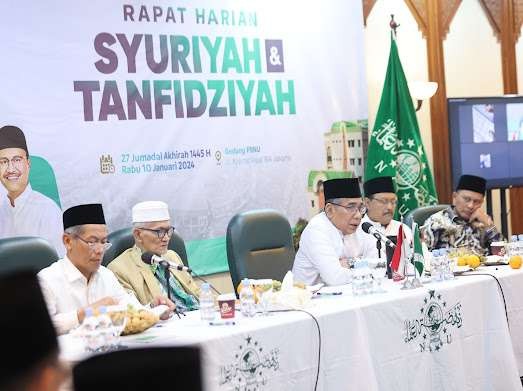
[466,255,481,269]
[509,255,522,269]
[457,256,467,266]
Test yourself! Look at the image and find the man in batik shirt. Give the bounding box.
[422,174,502,255]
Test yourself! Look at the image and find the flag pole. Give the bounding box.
[400,216,413,290]
[411,222,423,288]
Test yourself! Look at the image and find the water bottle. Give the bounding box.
[440,248,454,280]
[81,307,101,352]
[239,279,256,317]
[199,283,215,322]
[508,235,519,257]
[352,259,370,296]
[517,234,523,256]
[431,250,442,283]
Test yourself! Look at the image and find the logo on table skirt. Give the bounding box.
[219,335,280,390]
[404,290,463,352]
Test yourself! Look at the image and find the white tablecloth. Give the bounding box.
[60,266,523,391]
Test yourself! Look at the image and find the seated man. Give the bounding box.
[357,176,411,261]
[108,201,200,312]
[38,203,174,335]
[422,174,502,255]
[0,270,65,391]
[292,178,366,285]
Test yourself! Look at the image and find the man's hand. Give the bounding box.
[469,208,494,228]
[151,295,176,320]
[77,296,118,323]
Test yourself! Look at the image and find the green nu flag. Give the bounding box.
[365,34,437,217]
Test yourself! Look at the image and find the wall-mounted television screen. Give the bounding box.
[448,96,523,189]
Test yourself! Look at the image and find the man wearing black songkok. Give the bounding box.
[357,176,412,260]
[293,178,366,285]
[38,204,164,334]
[422,174,503,255]
[0,271,65,390]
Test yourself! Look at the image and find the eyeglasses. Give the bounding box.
[73,234,112,251]
[138,226,175,240]
[329,202,367,215]
[0,156,26,171]
[457,193,483,207]
[371,197,398,207]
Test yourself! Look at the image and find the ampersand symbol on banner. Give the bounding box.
[269,46,281,66]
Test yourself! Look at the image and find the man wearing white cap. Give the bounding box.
[108,201,200,312]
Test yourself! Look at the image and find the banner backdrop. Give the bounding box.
[0,1,368,274]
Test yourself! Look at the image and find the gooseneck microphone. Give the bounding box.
[141,252,192,273]
[141,251,222,295]
[361,222,396,248]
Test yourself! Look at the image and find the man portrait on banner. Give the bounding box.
[0,125,63,254]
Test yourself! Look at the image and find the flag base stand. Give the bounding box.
[400,274,423,290]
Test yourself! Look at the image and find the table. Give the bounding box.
[60,266,523,391]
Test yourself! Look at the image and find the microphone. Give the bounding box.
[141,251,222,295]
[141,252,192,273]
[361,222,396,248]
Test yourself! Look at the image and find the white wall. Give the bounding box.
[365,0,434,170]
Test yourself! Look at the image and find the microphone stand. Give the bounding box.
[375,238,382,260]
[161,261,182,318]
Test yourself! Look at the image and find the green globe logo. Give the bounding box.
[396,150,421,189]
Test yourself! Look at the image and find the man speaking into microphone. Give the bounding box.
[108,201,200,311]
[356,176,411,261]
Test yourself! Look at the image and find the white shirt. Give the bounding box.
[356,214,412,261]
[292,212,359,286]
[0,185,64,256]
[38,256,140,335]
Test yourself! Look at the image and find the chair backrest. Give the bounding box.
[73,346,202,391]
[102,227,189,267]
[0,236,59,275]
[226,209,295,290]
[403,204,450,228]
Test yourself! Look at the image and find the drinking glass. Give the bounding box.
[253,279,273,316]
[107,305,127,349]
[368,259,387,293]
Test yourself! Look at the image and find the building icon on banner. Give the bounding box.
[307,120,368,218]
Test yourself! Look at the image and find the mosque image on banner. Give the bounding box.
[306,120,368,218]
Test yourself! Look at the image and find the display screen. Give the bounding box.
[448,96,523,189]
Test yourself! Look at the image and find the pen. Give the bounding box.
[316,292,342,296]
[209,321,236,326]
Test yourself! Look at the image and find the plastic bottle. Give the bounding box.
[517,234,523,256]
[352,259,370,296]
[508,235,519,257]
[431,250,442,283]
[199,283,215,322]
[239,279,256,318]
[440,248,453,280]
